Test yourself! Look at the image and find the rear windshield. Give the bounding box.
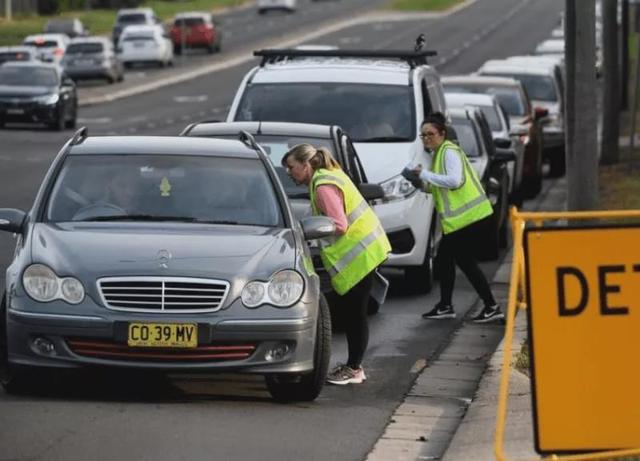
[118,14,147,24]
[66,43,104,54]
[443,83,527,116]
[24,40,58,48]
[451,118,481,158]
[0,51,32,63]
[483,73,557,102]
[123,35,154,42]
[174,17,206,27]
[235,83,416,143]
[0,66,57,86]
[46,155,283,227]
[478,105,503,132]
[202,134,335,198]
[45,20,75,33]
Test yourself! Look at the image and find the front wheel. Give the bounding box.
[265,294,331,402]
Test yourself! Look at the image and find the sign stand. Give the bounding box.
[494,207,640,461]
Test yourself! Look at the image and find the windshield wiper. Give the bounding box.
[360,136,410,142]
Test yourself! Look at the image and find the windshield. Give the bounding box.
[0,51,32,63]
[118,14,147,24]
[174,17,206,27]
[45,20,75,33]
[0,66,57,86]
[46,155,283,227]
[23,40,58,49]
[443,83,527,116]
[451,119,481,158]
[484,73,557,102]
[478,105,503,132]
[66,43,104,54]
[235,83,415,142]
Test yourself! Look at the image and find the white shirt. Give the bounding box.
[419,148,463,189]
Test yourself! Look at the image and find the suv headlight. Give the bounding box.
[241,270,304,308]
[34,94,59,105]
[380,174,416,202]
[23,264,85,304]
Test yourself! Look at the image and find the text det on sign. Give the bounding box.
[525,225,640,454]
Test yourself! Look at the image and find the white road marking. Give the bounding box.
[77,117,112,124]
[173,95,209,103]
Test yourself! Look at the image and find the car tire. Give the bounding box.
[548,147,566,178]
[404,220,436,293]
[265,293,331,402]
[0,293,27,394]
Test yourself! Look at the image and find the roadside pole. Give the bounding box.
[565,0,599,210]
[181,20,186,66]
[4,0,11,21]
[601,0,621,165]
[622,0,629,110]
[629,4,640,166]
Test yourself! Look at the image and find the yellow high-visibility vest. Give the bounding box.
[431,140,493,234]
[310,168,391,295]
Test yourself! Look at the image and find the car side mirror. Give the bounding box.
[358,183,385,201]
[493,137,511,150]
[300,216,335,240]
[0,208,26,234]
[486,177,501,194]
[534,107,549,120]
[492,148,516,163]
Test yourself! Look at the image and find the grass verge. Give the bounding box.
[599,160,640,210]
[391,0,465,11]
[0,0,245,46]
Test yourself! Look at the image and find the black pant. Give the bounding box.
[340,272,374,369]
[437,217,496,308]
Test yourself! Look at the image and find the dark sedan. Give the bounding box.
[0,129,335,402]
[0,62,77,130]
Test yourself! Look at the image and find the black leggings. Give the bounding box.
[341,272,373,369]
[437,217,496,308]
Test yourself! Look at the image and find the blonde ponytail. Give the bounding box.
[282,144,341,171]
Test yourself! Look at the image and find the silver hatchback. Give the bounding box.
[62,37,124,84]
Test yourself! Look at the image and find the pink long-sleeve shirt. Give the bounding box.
[315,184,348,235]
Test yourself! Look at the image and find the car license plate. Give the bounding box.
[128,322,197,348]
[6,108,24,115]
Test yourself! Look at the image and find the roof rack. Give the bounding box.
[254,48,438,68]
[70,126,88,145]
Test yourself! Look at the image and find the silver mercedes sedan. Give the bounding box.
[0,128,334,401]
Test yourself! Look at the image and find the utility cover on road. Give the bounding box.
[525,225,640,453]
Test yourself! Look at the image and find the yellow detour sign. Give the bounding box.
[525,225,640,454]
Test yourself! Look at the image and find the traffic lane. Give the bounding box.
[75,0,389,102]
[0,269,500,461]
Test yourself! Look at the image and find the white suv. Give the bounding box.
[226,47,447,291]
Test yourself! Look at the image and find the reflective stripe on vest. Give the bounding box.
[432,140,493,234]
[310,168,391,295]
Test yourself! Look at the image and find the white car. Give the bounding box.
[535,39,564,57]
[22,33,70,65]
[227,47,447,292]
[117,25,174,68]
[257,0,297,14]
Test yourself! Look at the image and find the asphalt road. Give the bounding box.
[0,0,564,459]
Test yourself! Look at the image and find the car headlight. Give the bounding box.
[241,270,304,308]
[23,264,85,304]
[34,94,59,105]
[380,174,416,202]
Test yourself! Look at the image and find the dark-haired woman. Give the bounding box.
[411,112,503,323]
[283,144,391,385]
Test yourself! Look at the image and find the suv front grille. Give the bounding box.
[98,277,229,313]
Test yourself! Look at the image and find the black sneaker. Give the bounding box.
[472,305,505,323]
[421,304,456,319]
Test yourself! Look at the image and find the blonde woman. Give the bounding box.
[282,144,391,385]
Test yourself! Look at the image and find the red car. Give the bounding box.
[170,12,222,54]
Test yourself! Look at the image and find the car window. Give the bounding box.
[66,43,104,54]
[0,51,32,63]
[202,134,336,197]
[24,40,59,48]
[45,20,75,33]
[235,83,416,143]
[0,66,57,86]
[484,73,557,102]
[451,118,481,158]
[46,155,284,227]
[174,17,205,27]
[442,83,527,117]
[118,14,147,24]
[123,35,154,42]
[478,105,503,131]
